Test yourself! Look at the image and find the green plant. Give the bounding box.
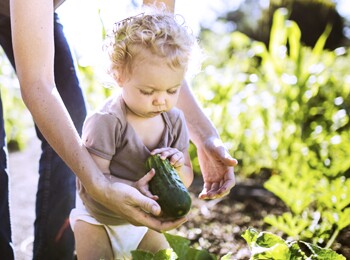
[191,7,350,251]
[242,227,346,259]
[0,49,31,151]
[132,230,345,260]
[132,232,224,260]
[260,9,350,248]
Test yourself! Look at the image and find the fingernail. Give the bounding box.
[151,205,159,215]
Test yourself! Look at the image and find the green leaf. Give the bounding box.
[264,212,311,238]
[187,248,216,260]
[269,8,289,55]
[264,175,315,215]
[164,233,215,260]
[288,241,306,260]
[317,177,350,211]
[338,208,350,230]
[286,20,301,63]
[300,241,346,260]
[255,231,287,248]
[312,24,332,57]
[251,240,290,259]
[164,233,190,260]
[131,250,154,260]
[251,243,290,260]
[242,227,259,248]
[154,249,177,260]
[220,252,233,260]
[243,228,291,259]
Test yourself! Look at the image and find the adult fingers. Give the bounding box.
[214,145,238,167]
[198,172,235,200]
[203,182,221,199]
[125,204,187,232]
[215,171,236,198]
[157,217,188,232]
[198,182,212,200]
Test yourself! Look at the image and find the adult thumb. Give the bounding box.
[136,193,161,216]
[217,146,238,166]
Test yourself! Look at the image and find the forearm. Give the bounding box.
[177,165,193,188]
[175,151,193,188]
[143,0,175,12]
[177,80,219,147]
[105,173,134,186]
[24,83,108,196]
[10,0,108,201]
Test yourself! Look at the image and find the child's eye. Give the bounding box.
[140,90,154,95]
[167,89,178,95]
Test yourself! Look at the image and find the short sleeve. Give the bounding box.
[82,112,122,160]
[167,109,190,153]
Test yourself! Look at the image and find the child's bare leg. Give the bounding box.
[137,229,169,253]
[74,220,113,260]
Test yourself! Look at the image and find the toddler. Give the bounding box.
[70,7,198,260]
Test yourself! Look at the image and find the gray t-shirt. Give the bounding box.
[0,0,65,16]
[77,95,190,225]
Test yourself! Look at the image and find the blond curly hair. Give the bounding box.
[103,8,199,81]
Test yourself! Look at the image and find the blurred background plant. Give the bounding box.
[1,0,350,257]
[190,2,350,253]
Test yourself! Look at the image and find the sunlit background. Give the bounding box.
[57,0,350,66]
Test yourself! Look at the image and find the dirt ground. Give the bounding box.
[9,130,350,260]
[9,130,39,260]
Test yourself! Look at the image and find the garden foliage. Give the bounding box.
[0,49,29,151]
[132,230,345,259]
[132,232,225,260]
[193,8,350,251]
[242,227,345,259]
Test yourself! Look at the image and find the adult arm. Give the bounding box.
[177,81,238,199]
[10,0,185,231]
[143,0,175,12]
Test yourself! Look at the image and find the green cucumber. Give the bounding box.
[145,154,192,219]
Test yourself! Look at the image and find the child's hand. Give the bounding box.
[134,169,159,200]
[151,147,184,169]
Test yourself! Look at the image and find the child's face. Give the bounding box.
[120,57,185,118]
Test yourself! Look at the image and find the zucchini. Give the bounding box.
[145,154,192,219]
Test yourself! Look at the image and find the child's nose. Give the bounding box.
[153,95,166,106]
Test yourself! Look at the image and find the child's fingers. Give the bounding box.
[153,148,180,160]
[137,169,158,200]
[151,147,172,155]
[139,187,158,200]
[169,152,184,167]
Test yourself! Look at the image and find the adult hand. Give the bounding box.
[106,181,187,232]
[197,136,238,200]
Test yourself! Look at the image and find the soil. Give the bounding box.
[9,133,350,260]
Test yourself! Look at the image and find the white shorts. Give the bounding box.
[70,196,148,260]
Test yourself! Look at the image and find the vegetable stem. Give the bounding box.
[326,228,340,249]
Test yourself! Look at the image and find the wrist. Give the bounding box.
[83,173,112,205]
[191,131,220,149]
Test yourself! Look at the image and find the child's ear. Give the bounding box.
[110,66,126,87]
[114,72,125,87]
[116,75,124,87]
